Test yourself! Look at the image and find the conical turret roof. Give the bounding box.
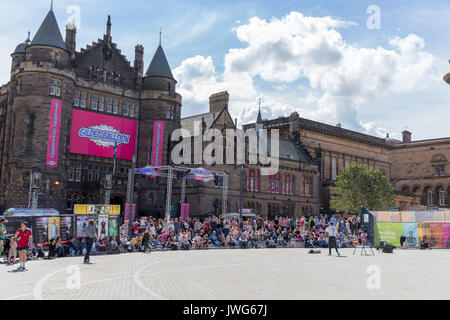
[144,45,174,79]
[31,8,66,50]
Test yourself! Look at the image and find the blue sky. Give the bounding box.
[1,0,449,140]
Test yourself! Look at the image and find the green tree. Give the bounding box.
[330,163,394,213]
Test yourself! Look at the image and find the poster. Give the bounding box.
[76,215,89,238]
[429,223,443,248]
[48,217,60,242]
[33,217,48,244]
[441,222,450,249]
[69,109,137,160]
[60,216,72,241]
[108,216,119,238]
[403,223,418,248]
[417,222,431,245]
[98,215,109,240]
[375,223,403,246]
[74,204,120,215]
[46,98,62,167]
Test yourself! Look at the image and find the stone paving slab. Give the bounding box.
[1,248,449,300]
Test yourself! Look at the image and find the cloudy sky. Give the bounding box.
[1,0,449,140]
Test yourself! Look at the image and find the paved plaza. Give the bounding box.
[1,248,449,300]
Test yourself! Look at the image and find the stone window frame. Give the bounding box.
[122,101,129,116]
[49,78,61,97]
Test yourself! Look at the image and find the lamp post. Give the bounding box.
[240,164,244,218]
[30,172,42,213]
[104,174,112,205]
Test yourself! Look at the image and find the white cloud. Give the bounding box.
[175,11,442,137]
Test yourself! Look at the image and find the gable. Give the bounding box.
[74,39,136,89]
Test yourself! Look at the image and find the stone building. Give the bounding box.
[180,92,320,217]
[243,111,448,213]
[0,6,181,215]
[389,132,450,209]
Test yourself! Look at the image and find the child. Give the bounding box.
[8,237,17,265]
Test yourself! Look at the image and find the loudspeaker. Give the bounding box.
[382,246,394,253]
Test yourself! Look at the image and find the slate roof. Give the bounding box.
[144,45,174,79]
[31,9,67,50]
[249,136,312,163]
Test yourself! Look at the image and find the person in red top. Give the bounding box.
[14,221,34,271]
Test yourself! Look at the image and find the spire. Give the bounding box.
[256,98,263,124]
[50,0,53,12]
[144,42,174,79]
[31,7,67,50]
[159,28,162,46]
[26,31,30,43]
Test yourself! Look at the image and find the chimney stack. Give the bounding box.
[65,23,77,57]
[134,44,144,87]
[402,130,412,143]
[209,91,229,114]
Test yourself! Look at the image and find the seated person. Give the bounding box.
[179,232,190,250]
[266,237,277,248]
[239,232,248,249]
[420,236,429,249]
[55,237,65,257]
[226,234,234,247]
[193,234,202,249]
[67,237,77,256]
[48,238,56,259]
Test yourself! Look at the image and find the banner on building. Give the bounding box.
[151,121,165,167]
[69,109,137,160]
[46,99,62,167]
[74,204,120,215]
[181,203,190,221]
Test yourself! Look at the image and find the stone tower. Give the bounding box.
[138,41,182,168]
[1,5,74,212]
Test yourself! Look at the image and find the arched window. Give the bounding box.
[439,187,446,206]
[427,189,434,206]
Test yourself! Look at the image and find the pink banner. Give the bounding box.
[124,203,130,222]
[46,99,62,167]
[151,121,165,167]
[181,203,190,221]
[69,109,137,160]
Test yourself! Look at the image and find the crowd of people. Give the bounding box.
[1,214,368,268]
[114,214,365,252]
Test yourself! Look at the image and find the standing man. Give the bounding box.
[83,219,97,264]
[326,222,340,256]
[0,218,7,255]
[14,221,34,271]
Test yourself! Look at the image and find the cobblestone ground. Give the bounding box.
[1,248,449,300]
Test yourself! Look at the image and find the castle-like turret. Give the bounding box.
[26,5,69,67]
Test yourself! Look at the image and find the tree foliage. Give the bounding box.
[330,163,394,213]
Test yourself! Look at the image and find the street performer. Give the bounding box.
[325,222,340,256]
